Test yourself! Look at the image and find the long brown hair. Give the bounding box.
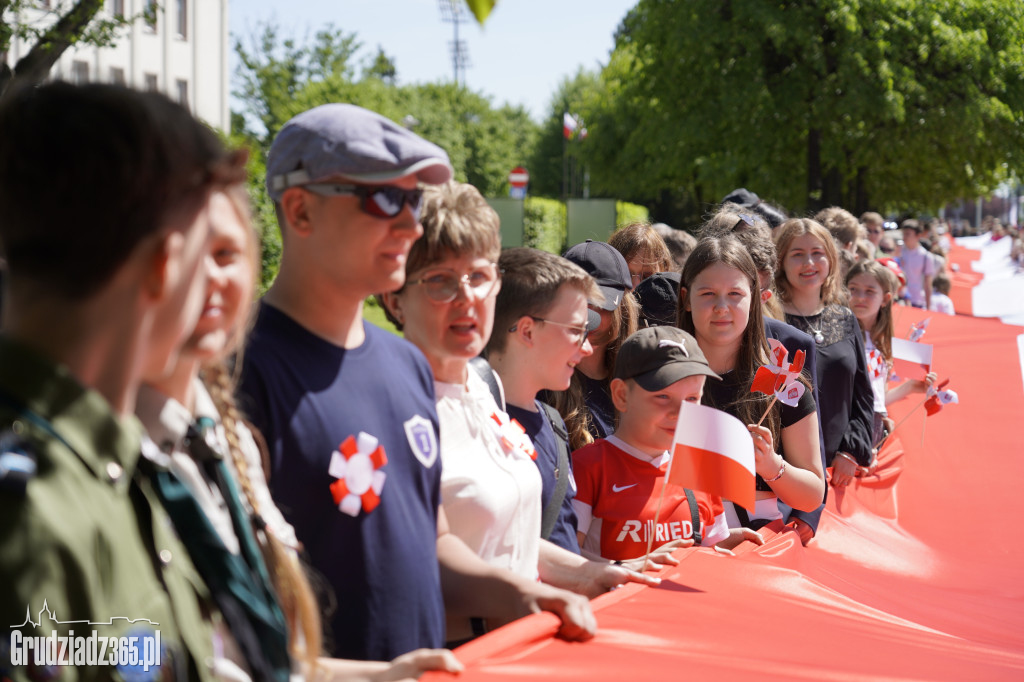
[609,222,674,275]
[676,237,781,441]
[845,260,896,364]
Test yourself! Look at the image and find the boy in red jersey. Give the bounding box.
[573,327,754,563]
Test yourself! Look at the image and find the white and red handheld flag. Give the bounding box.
[666,401,755,512]
[925,379,959,416]
[750,339,807,408]
[891,337,933,381]
[909,318,931,342]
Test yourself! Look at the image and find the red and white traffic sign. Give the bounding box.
[508,166,529,188]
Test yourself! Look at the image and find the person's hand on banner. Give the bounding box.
[526,585,597,641]
[785,518,815,546]
[831,452,859,487]
[620,539,691,572]
[716,527,765,552]
[579,562,662,598]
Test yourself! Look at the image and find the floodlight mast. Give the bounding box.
[438,0,470,86]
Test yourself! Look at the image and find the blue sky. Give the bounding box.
[230,0,638,121]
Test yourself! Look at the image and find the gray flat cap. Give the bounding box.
[266,103,453,200]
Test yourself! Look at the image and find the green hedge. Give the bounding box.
[523,197,567,254]
[615,200,650,229]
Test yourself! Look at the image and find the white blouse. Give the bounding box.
[434,370,543,581]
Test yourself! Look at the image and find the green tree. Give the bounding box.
[233,23,361,144]
[1,0,135,98]
[364,46,397,84]
[590,0,1024,216]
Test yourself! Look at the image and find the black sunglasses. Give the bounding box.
[304,183,424,219]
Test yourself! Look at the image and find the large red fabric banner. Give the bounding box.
[424,257,1024,680]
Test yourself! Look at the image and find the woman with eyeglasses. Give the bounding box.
[382,182,657,645]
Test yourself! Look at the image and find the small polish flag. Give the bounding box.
[667,401,755,512]
[563,112,578,139]
[891,337,933,381]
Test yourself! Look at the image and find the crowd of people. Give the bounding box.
[0,84,977,680]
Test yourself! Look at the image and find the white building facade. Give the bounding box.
[5,0,229,132]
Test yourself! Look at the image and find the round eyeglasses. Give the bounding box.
[509,315,591,349]
[405,263,501,303]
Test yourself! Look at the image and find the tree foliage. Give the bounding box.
[364,46,397,85]
[586,0,1024,217]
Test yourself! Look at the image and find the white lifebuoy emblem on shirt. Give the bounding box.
[329,432,388,516]
[404,414,438,468]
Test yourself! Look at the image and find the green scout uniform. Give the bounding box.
[0,337,220,681]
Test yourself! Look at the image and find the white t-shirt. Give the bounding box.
[899,245,937,307]
[930,292,955,315]
[863,332,889,414]
[435,371,542,581]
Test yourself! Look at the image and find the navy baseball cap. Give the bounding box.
[722,187,760,208]
[634,271,681,328]
[266,103,453,201]
[563,240,632,311]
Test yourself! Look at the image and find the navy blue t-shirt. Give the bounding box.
[238,303,445,661]
[506,401,580,554]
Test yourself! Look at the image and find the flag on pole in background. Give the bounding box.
[667,401,756,512]
[563,112,579,139]
[563,112,588,140]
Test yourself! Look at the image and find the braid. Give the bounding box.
[203,363,322,673]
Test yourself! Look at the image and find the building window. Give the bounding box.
[144,73,158,91]
[176,0,187,38]
[72,61,89,85]
[110,0,124,17]
[176,79,189,108]
[110,67,126,86]
[145,0,158,31]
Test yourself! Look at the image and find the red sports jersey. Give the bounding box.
[573,438,724,562]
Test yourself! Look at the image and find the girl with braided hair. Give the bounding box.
[136,188,461,680]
